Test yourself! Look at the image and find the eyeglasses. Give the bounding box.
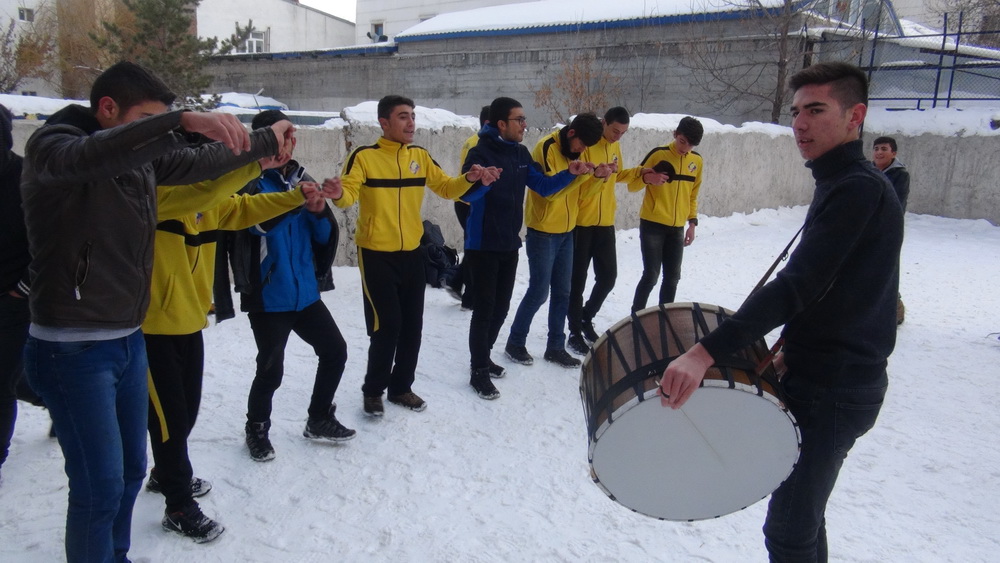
[504,116,527,124]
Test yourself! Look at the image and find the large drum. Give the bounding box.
[580,303,801,521]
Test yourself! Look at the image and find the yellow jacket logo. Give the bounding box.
[410,160,420,174]
[687,162,697,172]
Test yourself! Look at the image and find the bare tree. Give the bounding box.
[530,53,625,123]
[930,0,1000,46]
[0,2,58,94]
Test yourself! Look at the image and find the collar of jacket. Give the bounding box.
[806,139,865,180]
[44,104,101,134]
[377,136,409,150]
[480,124,518,148]
[264,161,304,189]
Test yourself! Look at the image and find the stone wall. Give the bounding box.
[12,119,998,266]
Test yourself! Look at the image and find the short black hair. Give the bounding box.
[89,61,176,113]
[489,97,522,126]
[479,105,490,127]
[569,112,603,147]
[604,106,630,125]
[788,62,869,110]
[251,109,289,130]
[377,95,415,120]
[873,136,897,152]
[675,116,704,146]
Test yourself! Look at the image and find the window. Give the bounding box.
[18,7,35,22]
[21,91,37,96]
[238,30,268,54]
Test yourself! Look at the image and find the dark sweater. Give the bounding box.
[701,140,904,384]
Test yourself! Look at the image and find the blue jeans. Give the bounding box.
[763,370,887,563]
[24,330,148,563]
[508,229,573,351]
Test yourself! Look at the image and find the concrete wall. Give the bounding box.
[12,119,997,266]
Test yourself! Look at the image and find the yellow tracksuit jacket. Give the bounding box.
[337,136,474,251]
[577,136,643,228]
[143,163,306,335]
[526,131,601,234]
[627,141,703,227]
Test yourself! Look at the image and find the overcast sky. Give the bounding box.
[301,0,356,22]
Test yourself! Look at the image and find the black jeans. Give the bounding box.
[632,219,685,311]
[763,369,887,562]
[358,248,425,397]
[145,331,205,511]
[247,299,348,422]
[568,225,617,333]
[465,249,519,370]
[0,292,30,469]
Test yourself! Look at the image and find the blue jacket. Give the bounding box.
[461,125,575,252]
[240,165,333,313]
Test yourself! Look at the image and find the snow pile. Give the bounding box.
[2,207,998,562]
[341,101,479,131]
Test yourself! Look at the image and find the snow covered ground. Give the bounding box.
[2,207,998,562]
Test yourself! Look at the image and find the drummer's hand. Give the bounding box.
[659,343,714,409]
[772,351,787,378]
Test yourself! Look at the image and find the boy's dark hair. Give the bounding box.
[489,97,522,126]
[569,112,603,147]
[479,105,491,127]
[788,62,869,110]
[377,95,415,120]
[251,109,289,130]
[89,61,176,113]
[873,136,898,152]
[675,116,704,146]
[604,106,630,125]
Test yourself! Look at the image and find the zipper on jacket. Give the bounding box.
[74,242,93,300]
[397,144,404,251]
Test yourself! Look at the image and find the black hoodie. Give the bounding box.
[0,104,29,297]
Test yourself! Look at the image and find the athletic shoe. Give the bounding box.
[387,392,427,412]
[567,332,590,356]
[487,359,507,379]
[581,319,600,343]
[245,421,275,462]
[363,395,384,417]
[504,344,534,365]
[544,348,582,369]
[303,404,356,442]
[162,502,224,543]
[146,472,212,498]
[470,368,500,400]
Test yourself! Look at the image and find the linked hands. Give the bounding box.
[568,160,595,176]
[465,164,503,186]
[593,162,618,179]
[641,167,669,186]
[300,178,343,213]
[178,112,296,158]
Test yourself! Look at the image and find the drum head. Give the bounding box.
[589,384,800,521]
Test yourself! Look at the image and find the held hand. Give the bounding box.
[568,160,595,176]
[259,151,292,171]
[772,351,787,378]
[593,163,614,179]
[179,112,251,155]
[479,166,502,186]
[659,343,714,409]
[269,120,296,159]
[642,168,669,186]
[299,181,325,212]
[684,223,696,246]
[320,177,343,200]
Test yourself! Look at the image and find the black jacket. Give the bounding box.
[0,104,29,297]
[21,105,278,329]
[701,140,903,384]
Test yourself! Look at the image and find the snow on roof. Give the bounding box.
[396,0,793,40]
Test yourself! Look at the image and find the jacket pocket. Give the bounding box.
[74,242,93,301]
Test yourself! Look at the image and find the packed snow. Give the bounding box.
[1,205,998,561]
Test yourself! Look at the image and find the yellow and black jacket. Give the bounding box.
[143,163,306,335]
[526,130,602,234]
[337,137,474,251]
[578,136,643,228]
[627,141,703,227]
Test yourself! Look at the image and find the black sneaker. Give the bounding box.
[363,395,384,417]
[470,368,500,400]
[567,333,590,356]
[487,359,507,379]
[304,404,356,442]
[387,392,427,412]
[146,471,212,498]
[162,503,224,543]
[504,344,534,365]
[245,421,275,462]
[544,348,582,369]
[581,319,600,343]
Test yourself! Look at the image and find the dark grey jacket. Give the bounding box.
[21,105,278,329]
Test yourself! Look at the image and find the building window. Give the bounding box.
[21,91,37,96]
[18,7,35,22]
[238,30,268,54]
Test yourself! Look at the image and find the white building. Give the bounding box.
[355,0,530,45]
[197,0,355,53]
[0,0,57,96]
